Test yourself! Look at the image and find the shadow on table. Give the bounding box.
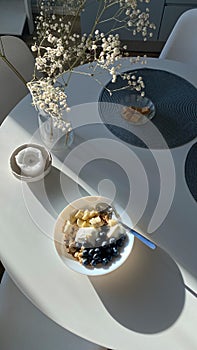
[90,239,185,334]
[28,166,89,210]
[136,144,197,283]
[27,166,68,216]
[27,166,89,229]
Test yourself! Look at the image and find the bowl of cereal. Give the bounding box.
[54,196,134,276]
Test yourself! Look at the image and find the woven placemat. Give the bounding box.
[185,142,197,201]
[98,68,197,149]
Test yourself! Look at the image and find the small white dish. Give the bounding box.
[121,94,155,125]
[54,196,134,276]
[10,143,52,182]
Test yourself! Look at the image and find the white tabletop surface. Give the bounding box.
[0,58,197,349]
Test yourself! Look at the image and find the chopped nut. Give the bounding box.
[108,219,118,226]
[63,220,72,233]
[64,239,69,247]
[89,216,103,227]
[65,247,70,253]
[78,257,83,264]
[88,210,99,218]
[81,220,91,227]
[82,209,91,220]
[69,242,76,254]
[75,210,84,219]
[102,214,110,223]
[77,218,85,227]
[70,214,77,224]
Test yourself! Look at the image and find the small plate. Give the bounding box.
[10,143,52,182]
[54,196,134,276]
[120,94,155,125]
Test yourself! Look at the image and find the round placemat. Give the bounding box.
[185,142,197,201]
[98,68,197,149]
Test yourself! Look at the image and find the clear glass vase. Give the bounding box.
[38,111,74,152]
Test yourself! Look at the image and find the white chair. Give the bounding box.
[0,272,106,350]
[0,35,35,124]
[0,0,34,35]
[159,8,197,66]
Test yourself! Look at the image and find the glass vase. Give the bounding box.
[38,111,74,152]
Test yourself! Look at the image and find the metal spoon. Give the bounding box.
[96,202,157,250]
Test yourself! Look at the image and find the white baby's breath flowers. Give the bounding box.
[27,79,72,132]
[27,0,155,131]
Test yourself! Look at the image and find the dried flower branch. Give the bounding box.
[27,0,155,129]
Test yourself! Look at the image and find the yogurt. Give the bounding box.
[75,227,99,246]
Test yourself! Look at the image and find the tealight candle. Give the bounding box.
[15,147,45,177]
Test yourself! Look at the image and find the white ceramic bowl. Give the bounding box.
[54,196,134,276]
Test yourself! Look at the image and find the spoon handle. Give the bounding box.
[119,221,157,250]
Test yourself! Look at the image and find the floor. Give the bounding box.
[22,13,162,56]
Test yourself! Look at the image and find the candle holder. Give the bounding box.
[10,144,52,182]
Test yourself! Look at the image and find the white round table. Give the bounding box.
[0,58,197,350]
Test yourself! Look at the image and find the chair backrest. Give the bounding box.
[0,35,34,124]
[159,9,197,66]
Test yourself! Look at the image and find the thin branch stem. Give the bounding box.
[0,53,27,86]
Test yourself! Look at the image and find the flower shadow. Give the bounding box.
[27,165,89,215]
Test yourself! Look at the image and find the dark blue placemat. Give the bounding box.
[185,142,197,201]
[98,68,197,149]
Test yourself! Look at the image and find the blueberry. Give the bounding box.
[112,247,119,256]
[107,254,112,261]
[88,248,94,257]
[94,247,101,254]
[101,241,108,248]
[120,233,127,241]
[82,258,89,266]
[102,257,109,266]
[109,237,116,245]
[95,237,102,246]
[75,242,82,250]
[93,253,99,259]
[93,255,102,264]
[116,238,124,247]
[90,259,97,267]
[82,249,89,257]
[105,246,112,255]
[82,241,89,248]
[99,231,106,238]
